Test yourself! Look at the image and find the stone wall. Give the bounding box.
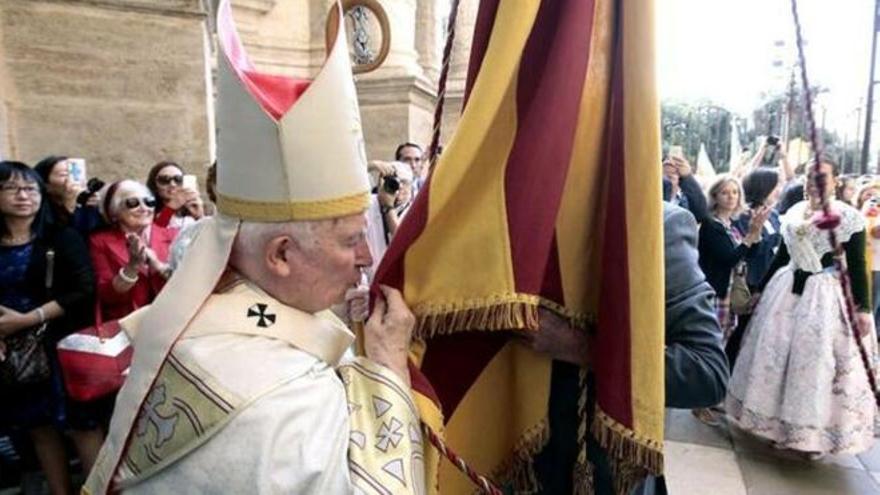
[0,0,477,176]
[0,0,213,181]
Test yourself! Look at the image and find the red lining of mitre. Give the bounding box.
[217,0,310,120]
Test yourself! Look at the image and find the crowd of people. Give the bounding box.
[664,140,880,458]
[0,146,428,493]
[4,134,880,491]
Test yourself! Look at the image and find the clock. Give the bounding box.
[325,0,391,74]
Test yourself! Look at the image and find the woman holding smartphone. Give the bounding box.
[145,161,205,230]
[33,156,104,237]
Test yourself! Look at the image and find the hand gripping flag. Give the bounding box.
[376,0,664,493]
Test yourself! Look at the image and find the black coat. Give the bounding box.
[19,226,96,340]
[698,218,755,299]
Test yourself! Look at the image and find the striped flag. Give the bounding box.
[378,0,664,492]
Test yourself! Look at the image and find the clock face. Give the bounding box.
[326,0,391,74]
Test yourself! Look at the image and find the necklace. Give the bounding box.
[1,232,34,245]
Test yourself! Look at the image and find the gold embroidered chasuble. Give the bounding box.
[83,280,426,494]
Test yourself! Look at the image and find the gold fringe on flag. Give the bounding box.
[413,297,594,339]
[573,369,595,495]
[591,408,664,495]
[485,419,550,495]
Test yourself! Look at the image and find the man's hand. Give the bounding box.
[369,160,396,177]
[364,285,415,385]
[345,285,370,324]
[856,312,875,339]
[516,308,590,368]
[671,156,693,178]
[378,186,397,209]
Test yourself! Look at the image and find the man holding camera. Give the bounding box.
[362,161,415,281]
[377,161,415,240]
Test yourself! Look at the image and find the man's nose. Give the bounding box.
[355,238,373,267]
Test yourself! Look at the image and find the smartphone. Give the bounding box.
[182,174,198,191]
[66,158,87,185]
[669,145,684,160]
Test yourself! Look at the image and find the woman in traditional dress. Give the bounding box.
[726,158,878,456]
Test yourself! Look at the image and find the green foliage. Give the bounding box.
[661,100,735,171]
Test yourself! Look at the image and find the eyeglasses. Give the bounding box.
[1,184,40,196]
[156,175,183,186]
[123,197,157,210]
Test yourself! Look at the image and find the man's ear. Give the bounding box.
[264,236,292,278]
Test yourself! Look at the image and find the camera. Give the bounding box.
[766,135,780,146]
[76,177,105,206]
[382,174,400,194]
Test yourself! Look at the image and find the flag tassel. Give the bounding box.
[590,408,664,495]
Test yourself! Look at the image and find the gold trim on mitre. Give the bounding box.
[215,0,370,222]
[216,191,371,222]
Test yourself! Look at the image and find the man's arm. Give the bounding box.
[664,205,730,408]
[678,175,709,224]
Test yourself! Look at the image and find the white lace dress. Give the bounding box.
[726,200,879,455]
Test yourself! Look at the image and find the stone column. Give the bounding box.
[415,0,442,84]
[352,0,436,160]
[0,0,213,180]
[439,0,477,143]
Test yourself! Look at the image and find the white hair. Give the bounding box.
[231,219,334,274]
[106,180,153,220]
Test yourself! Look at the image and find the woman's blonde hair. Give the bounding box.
[707,174,744,215]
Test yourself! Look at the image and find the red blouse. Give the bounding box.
[89,225,177,321]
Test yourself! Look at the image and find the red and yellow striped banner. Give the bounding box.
[379,0,664,492]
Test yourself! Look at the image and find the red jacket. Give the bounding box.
[154,206,176,228]
[89,225,176,321]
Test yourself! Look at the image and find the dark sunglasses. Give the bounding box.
[156,175,183,186]
[123,197,157,210]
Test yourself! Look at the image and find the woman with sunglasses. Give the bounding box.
[89,180,176,321]
[0,161,103,494]
[146,161,205,230]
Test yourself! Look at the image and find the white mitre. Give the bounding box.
[88,2,369,493]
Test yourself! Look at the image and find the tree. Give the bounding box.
[661,100,735,171]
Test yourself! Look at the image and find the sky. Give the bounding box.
[657,0,875,143]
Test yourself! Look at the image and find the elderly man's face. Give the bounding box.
[291,213,373,311]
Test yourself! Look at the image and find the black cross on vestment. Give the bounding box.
[247,303,277,328]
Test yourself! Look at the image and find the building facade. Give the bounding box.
[0,0,476,180]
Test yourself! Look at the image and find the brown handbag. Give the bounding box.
[0,249,54,386]
[729,261,752,315]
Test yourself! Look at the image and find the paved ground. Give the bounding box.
[664,408,880,494]
[3,410,879,494]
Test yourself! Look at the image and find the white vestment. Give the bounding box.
[85,280,427,495]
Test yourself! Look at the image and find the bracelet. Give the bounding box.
[35,307,46,325]
[118,267,139,284]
